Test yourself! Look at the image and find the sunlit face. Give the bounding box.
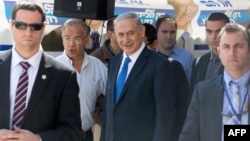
[62,25,88,60]
[205,20,227,54]
[218,31,250,76]
[10,9,45,53]
[157,21,176,50]
[114,18,145,56]
[168,0,198,30]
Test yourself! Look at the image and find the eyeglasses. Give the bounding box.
[62,36,85,44]
[13,21,44,31]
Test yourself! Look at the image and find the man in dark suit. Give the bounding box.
[189,12,230,103]
[179,23,250,141]
[0,0,82,140]
[101,12,176,141]
[143,22,189,141]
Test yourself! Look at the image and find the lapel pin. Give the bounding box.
[42,74,47,80]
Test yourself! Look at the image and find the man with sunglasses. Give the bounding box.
[0,0,82,141]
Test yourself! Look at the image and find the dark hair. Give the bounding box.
[247,23,250,44]
[247,23,250,30]
[11,0,45,22]
[107,15,118,32]
[206,12,230,24]
[155,14,177,33]
[143,23,157,45]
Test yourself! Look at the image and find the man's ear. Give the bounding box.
[41,22,47,33]
[9,19,14,29]
[141,25,145,38]
[152,40,159,50]
[107,31,113,38]
[85,36,91,44]
[217,46,220,54]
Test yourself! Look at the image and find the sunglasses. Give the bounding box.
[13,21,44,31]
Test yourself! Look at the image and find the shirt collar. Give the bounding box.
[11,45,43,69]
[169,44,178,56]
[224,70,250,87]
[122,42,145,64]
[210,51,219,62]
[62,50,89,71]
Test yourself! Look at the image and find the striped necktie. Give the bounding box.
[12,62,30,127]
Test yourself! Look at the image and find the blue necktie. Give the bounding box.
[115,57,131,103]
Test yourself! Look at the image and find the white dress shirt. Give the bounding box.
[10,46,42,128]
[56,51,107,131]
[118,42,145,80]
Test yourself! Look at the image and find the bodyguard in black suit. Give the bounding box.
[101,12,176,141]
[0,0,82,140]
[189,12,230,103]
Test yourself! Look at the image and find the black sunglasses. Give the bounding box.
[13,21,44,31]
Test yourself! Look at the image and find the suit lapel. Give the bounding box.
[116,47,149,105]
[200,53,211,80]
[214,76,250,126]
[212,76,224,136]
[248,92,250,123]
[213,76,250,132]
[22,53,52,126]
[0,51,12,128]
[110,54,123,106]
[247,80,250,123]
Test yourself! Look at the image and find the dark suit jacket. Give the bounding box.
[0,50,82,141]
[101,46,176,141]
[189,52,223,104]
[158,53,189,141]
[179,75,250,141]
